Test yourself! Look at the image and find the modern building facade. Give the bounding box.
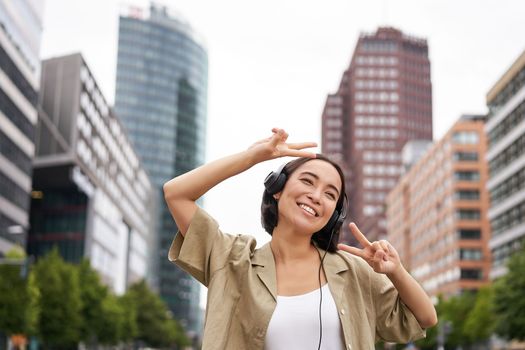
[0,0,45,254]
[28,53,155,294]
[321,27,433,243]
[485,49,525,279]
[114,4,208,333]
[387,115,491,298]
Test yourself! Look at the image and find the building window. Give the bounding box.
[491,200,525,236]
[454,171,480,181]
[492,238,524,267]
[326,130,341,139]
[452,131,479,144]
[459,249,483,261]
[453,152,478,161]
[488,100,525,146]
[326,118,342,127]
[490,166,525,205]
[489,133,525,176]
[488,66,525,115]
[460,269,483,280]
[455,190,480,200]
[457,229,481,240]
[456,209,480,220]
[325,141,341,152]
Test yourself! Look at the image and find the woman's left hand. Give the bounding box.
[337,223,402,275]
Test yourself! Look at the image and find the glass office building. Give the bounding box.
[115,4,208,335]
[0,0,45,254]
[30,53,155,295]
[485,49,525,279]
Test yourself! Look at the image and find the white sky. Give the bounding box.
[41,0,525,248]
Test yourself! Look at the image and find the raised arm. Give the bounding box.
[163,128,317,235]
[338,223,438,329]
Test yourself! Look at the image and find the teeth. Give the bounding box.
[299,204,317,216]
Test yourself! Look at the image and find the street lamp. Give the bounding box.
[437,320,452,350]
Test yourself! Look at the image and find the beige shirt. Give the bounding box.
[169,207,425,350]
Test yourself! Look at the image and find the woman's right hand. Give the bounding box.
[248,128,318,163]
[164,128,317,235]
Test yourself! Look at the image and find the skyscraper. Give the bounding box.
[485,49,525,279]
[321,27,432,243]
[0,0,45,254]
[387,115,491,299]
[114,4,208,334]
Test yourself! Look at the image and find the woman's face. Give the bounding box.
[274,159,342,235]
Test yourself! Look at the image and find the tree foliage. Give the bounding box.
[33,248,82,349]
[126,280,190,348]
[77,259,109,345]
[463,285,497,342]
[493,244,525,340]
[97,294,125,345]
[118,292,138,343]
[2,248,192,349]
[0,248,38,336]
[415,288,497,350]
[438,291,476,347]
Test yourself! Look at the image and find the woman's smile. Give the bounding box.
[298,203,318,217]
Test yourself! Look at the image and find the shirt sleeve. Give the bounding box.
[371,272,427,343]
[168,206,256,287]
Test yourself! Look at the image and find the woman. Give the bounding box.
[163,128,437,349]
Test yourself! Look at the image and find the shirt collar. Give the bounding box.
[251,242,350,301]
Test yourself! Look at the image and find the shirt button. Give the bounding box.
[340,309,345,315]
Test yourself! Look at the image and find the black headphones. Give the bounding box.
[264,162,346,235]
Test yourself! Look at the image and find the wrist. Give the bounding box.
[386,263,406,281]
[241,148,263,169]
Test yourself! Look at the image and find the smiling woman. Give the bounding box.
[260,155,346,253]
[163,128,437,350]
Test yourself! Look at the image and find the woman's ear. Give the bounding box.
[273,192,281,200]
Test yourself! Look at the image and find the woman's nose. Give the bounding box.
[307,189,322,203]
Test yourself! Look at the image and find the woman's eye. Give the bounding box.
[326,193,336,200]
[301,178,313,185]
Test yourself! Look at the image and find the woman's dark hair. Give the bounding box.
[261,154,347,252]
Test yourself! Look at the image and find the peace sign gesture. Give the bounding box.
[337,223,402,275]
[248,128,317,162]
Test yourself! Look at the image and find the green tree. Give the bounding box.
[97,294,125,345]
[127,280,189,348]
[118,293,138,344]
[165,317,191,348]
[0,247,39,337]
[25,270,40,336]
[77,259,108,346]
[463,285,497,343]
[494,244,525,340]
[434,292,476,348]
[33,248,82,349]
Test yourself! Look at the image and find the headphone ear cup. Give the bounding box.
[264,164,287,195]
[264,172,287,195]
[322,204,347,235]
[324,209,339,234]
[334,209,345,232]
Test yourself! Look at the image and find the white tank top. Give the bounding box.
[264,284,345,350]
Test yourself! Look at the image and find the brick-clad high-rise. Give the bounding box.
[387,115,491,298]
[321,27,433,243]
